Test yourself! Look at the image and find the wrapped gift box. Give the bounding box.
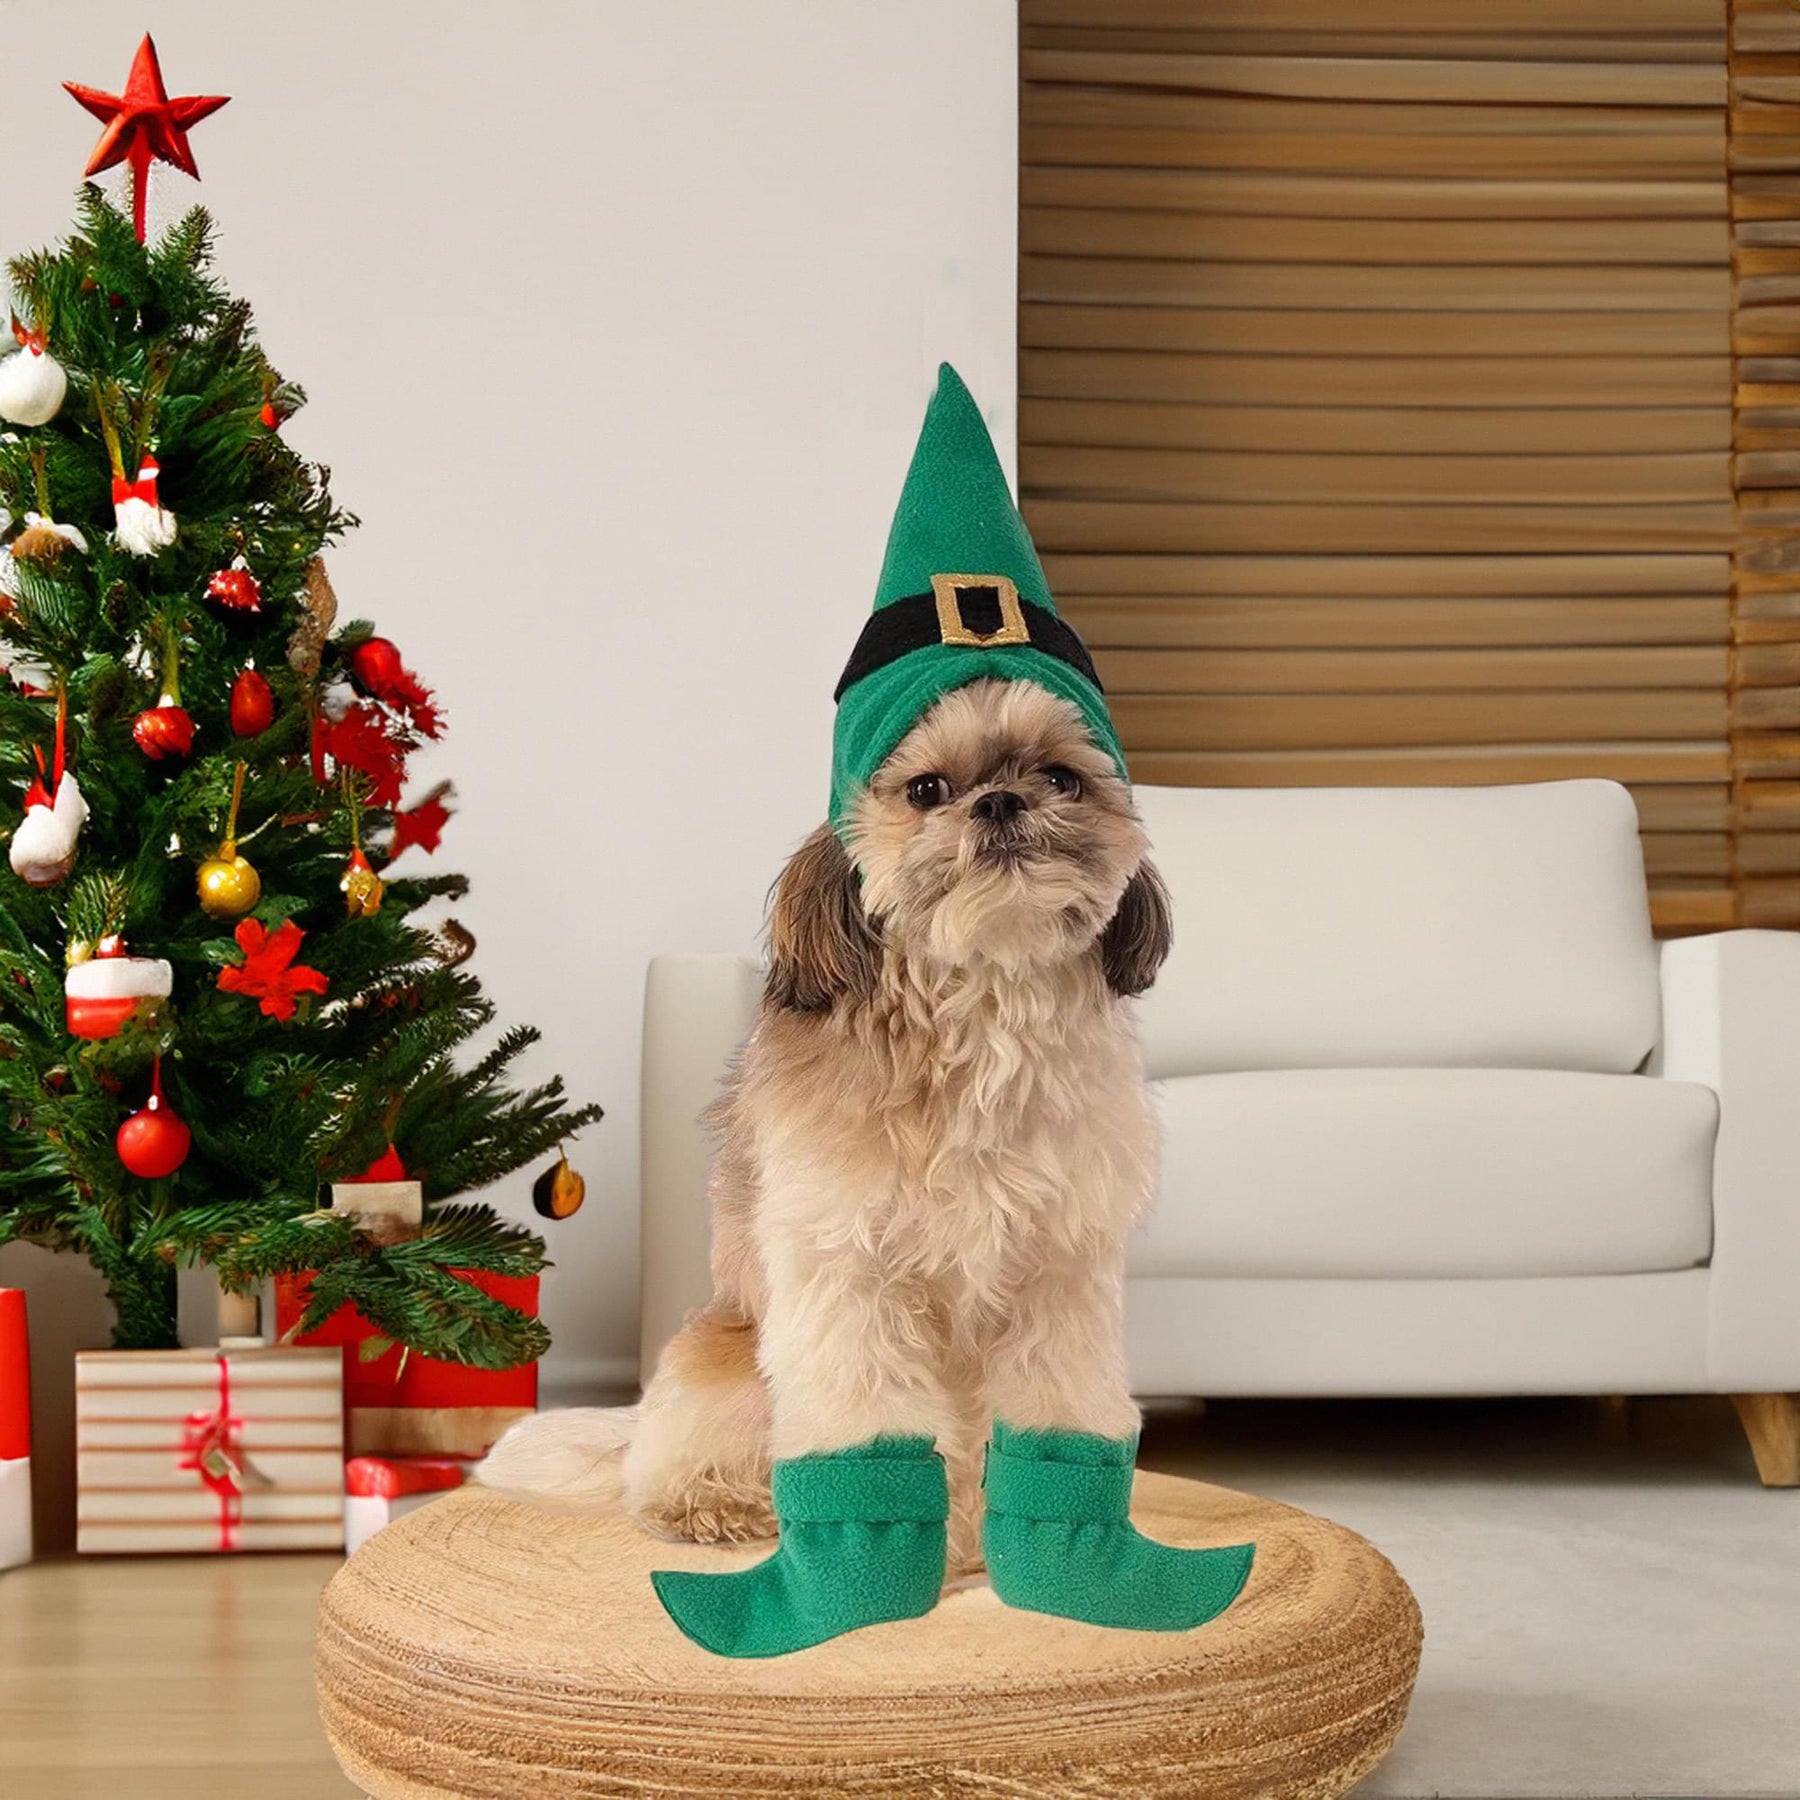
[343,1454,467,1554]
[75,1346,343,1554]
[274,1270,538,1458]
[1,1289,30,1570]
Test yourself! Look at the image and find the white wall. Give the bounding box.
[0,4,1018,1408]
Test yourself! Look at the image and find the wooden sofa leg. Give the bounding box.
[1730,1394,1800,1487]
[1597,1395,1630,1445]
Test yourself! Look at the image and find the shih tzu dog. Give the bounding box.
[484,366,1253,1658]
[630,675,1169,1558]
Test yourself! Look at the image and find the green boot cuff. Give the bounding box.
[652,1436,948,1658]
[983,1421,1254,1633]
[773,1442,949,1522]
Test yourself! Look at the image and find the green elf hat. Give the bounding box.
[829,363,1128,831]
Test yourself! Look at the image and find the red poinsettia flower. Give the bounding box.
[216,917,329,1022]
[320,702,409,808]
[389,784,453,856]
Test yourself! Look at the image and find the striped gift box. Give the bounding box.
[75,1346,343,1554]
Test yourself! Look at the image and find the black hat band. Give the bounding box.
[834,576,1103,705]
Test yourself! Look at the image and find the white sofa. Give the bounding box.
[640,780,1800,1485]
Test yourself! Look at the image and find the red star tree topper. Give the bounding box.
[64,35,230,243]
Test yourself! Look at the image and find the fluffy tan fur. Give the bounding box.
[485,681,1171,1578]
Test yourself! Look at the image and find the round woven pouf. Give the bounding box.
[317,1473,1422,1800]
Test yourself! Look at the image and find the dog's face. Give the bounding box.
[768,679,1171,1011]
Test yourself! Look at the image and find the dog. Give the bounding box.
[484,674,1170,1580]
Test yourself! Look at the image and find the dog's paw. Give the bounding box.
[947,1499,987,1581]
[634,1479,776,1546]
[946,1540,988,1583]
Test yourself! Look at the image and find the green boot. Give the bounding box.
[982,1421,1254,1631]
[651,1436,948,1658]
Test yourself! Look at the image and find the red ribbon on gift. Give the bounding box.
[179,1353,245,1552]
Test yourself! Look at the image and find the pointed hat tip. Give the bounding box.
[921,361,991,445]
[870,358,1046,611]
[934,361,975,403]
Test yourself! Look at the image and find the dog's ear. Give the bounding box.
[1100,859,1173,998]
[765,824,881,1013]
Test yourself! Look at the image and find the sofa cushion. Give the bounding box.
[1130,781,1660,1077]
[1131,1067,1717,1280]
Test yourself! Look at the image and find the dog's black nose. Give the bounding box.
[972,789,1026,826]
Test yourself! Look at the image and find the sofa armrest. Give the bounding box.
[1658,930,1800,1390]
[639,955,764,1387]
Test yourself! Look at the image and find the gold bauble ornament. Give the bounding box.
[531,1147,587,1221]
[198,760,260,919]
[197,851,261,919]
[341,847,383,917]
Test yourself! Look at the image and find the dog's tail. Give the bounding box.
[476,1405,638,1510]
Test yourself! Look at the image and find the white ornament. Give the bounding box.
[319,676,356,724]
[1,513,84,602]
[1,653,54,693]
[34,513,84,553]
[10,772,87,888]
[112,454,177,557]
[0,322,67,428]
[17,512,87,556]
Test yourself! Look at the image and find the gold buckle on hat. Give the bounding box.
[931,574,1030,648]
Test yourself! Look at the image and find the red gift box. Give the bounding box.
[345,1454,467,1500]
[1,1288,30,1569]
[343,1454,468,1554]
[274,1270,538,1458]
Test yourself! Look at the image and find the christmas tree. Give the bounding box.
[0,39,600,1360]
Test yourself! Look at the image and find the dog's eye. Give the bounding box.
[1043,766,1082,798]
[906,774,952,810]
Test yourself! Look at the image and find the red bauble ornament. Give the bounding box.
[260,401,280,430]
[116,1059,190,1179]
[206,566,261,612]
[345,637,441,740]
[230,666,274,736]
[63,35,230,243]
[349,637,405,692]
[133,699,195,759]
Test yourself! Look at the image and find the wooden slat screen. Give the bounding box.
[1020,0,1800,931]
[1731,0,1800,922]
